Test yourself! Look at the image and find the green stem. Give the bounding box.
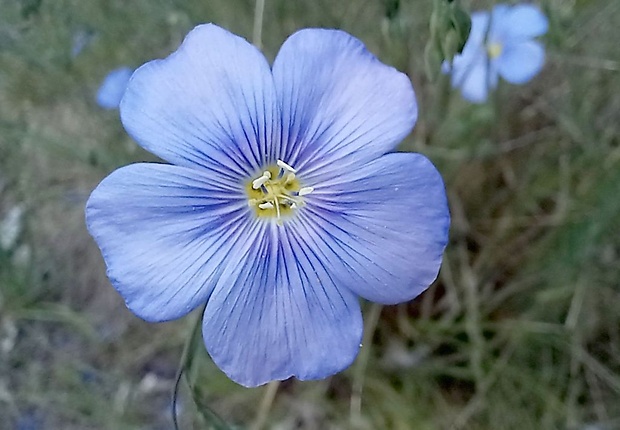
[350,303,383,425]
[428,71,452,144]
[172,306,204,430]
[250,381,280,430]
[172,304,232,430]
[253,0,266,48]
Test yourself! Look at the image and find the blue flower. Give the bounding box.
[444,3,548,103]
[86,24,450,387]
[96,67,133,110]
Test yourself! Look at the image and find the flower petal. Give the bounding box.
[453,52,498,104]
[493,4,548,41]
[467,11,491,47]
[120,24,279,178]
[202,222,363,387]
[447,12,498,103]
[96,67,133,110]
[296,152,449,304]
[85,163,253,322]
[272,29,417,181]
[497,40,545,84]
[452,11,491,78]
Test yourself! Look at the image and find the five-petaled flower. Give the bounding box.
[444,3,548,103]
[86,24,450,387]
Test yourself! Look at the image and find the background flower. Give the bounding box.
[96,66,133,110]
[445,3,549,103]
[86,24,450,387]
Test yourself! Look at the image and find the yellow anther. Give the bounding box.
[245,161,312,223]
[277,159,296,173]
[487,42,503,59]
[298,186,314,196]
[252,173,270,189]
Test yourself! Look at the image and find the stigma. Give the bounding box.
[246,159,313,224]
[487,42,503,59]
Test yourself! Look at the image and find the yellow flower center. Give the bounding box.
[487,42,503,59]
[246,159,313,224]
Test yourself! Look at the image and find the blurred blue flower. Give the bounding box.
[15,410,42,430]
[86,24,450,387]
[71,28,95,58]
[96,67,133,109]
[444,3,548,103]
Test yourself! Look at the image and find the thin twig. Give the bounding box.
[172,306,206,430]
[250,381,280,430]
[252,0,266,49]
[350,303,383,425]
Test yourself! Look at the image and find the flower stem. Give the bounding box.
[350,303,383,426]
[253,0,266,49]
[172,306,204,430]
[172,304,232,430]
[250,380,280,430]
[428,71,452,144]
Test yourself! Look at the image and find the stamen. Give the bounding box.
[278,194,297,203]
[274,195,281,219]
[252,174,270,189]
[285,173,296,184]
[277,159,297,173]
[298,186,314,196]
[246,161,313,223]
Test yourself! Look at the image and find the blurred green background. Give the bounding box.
[1,0,619,428]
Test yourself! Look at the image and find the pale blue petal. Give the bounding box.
[85,163,252,322]
[202,222,362,387]
[272,29,417,181]
[454,52,498,104]
[492,4,548,41]
[120,24,279,178]
[295,152,449,304]
[450,10,491,84]
[488,3,511,35]
[96,67,133,110]
[447,11,497,103]
[467,11,491,46]
[441,60,452,74]
[497,40,545,84]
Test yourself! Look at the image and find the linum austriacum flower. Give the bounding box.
[86,24,450,387]
[444,3,549,103]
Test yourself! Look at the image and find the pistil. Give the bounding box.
[246,159,313,223]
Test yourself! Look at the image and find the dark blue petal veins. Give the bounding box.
[294,152,450,304]
[120,24,280,177]
[202,222,363,388]
[86,163,252,322]
[272,28,417,178]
